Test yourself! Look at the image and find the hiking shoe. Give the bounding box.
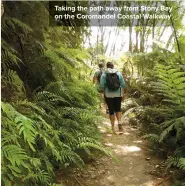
[118,124,123,131]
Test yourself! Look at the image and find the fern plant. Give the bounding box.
[1,2,112,186]
[166,146,185,171]
[129,64,185,173]
[152,64,185,106]
[151,65,185,144]
[142,64,185,172]
[2,96,113,186]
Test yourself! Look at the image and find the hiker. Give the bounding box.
[100,62,126,133]
[93,63,109,113]
[93,63,104,86]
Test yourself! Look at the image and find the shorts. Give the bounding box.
[104,97,122,115]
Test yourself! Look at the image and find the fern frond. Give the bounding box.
[2,145,28,167]
[153,64,185,106]
[60,148,85,168]
[1,43,21,67]
[29,157,42,169]
[39,152,54,174]
[2,102,37,151]
[142,134,160,143]
[49,184,64,186]
[178,158,185,171]
[166,156,185,171]
[1,131,20,146]
[1,177,12,186]
[16,115,37,151]
[77,137,116,161]
[159,123,175,143]
[159,116,185,143]
[35,91,70,106]
[166,156,179,170]
[24,170,50,185]
[2,16,33,34]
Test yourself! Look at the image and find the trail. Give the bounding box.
[56,113,171,186]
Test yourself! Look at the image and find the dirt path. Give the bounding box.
[56,117,171,186]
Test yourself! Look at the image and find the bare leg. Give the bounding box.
[109,115,116,133]
[103,96,109,114]
[116,112,123,131]
[105,104,109,114]
[115,112,122,123]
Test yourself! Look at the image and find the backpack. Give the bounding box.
[97,69,103,83]
[106,72,120,91]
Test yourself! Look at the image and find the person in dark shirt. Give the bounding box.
[93,63,109,113]
[93,63,104,86]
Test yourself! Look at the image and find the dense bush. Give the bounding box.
[1,84,113,186]
[1,2,113,185]
[123,52,185,179]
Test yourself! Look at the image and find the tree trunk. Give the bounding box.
[100,26,104,55]
[165,1,181,54]
[129,26,132,52]
[152,1,158,50]
[96,29,99,63]
[140,28,145,52]
[1,1,4,16]
[135,28,139,53]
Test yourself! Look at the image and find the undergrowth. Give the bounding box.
[123,54,185,181]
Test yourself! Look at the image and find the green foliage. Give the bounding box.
[126,52,185,181]
[165,146,185,173]
[141,65,185,173]
[0,2,132,186]
[172,181,185,186]
[178,158,185,171]
[166,156,185,172]
[1,76,111,185]
[44,80,99,108]
[159,117,185,143]
[1,2,109,186]
[2,102,52,186]
[149,65,185,150]
[1,1,91,99]
[1,95,112,186]
[3,16,33,34]
[152,64,185,105]
[1,40,21,68]
[142,134,160,144]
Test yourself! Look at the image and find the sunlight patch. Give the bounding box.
[123,145,141,152]
[107,175,114,181]
[142,180,155,186]
[113,145,141,155]
[106,134,112,137]
[123,132,130,135]
[133,140,143,143]
[100,128,107,133]
[104,143,114,147]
